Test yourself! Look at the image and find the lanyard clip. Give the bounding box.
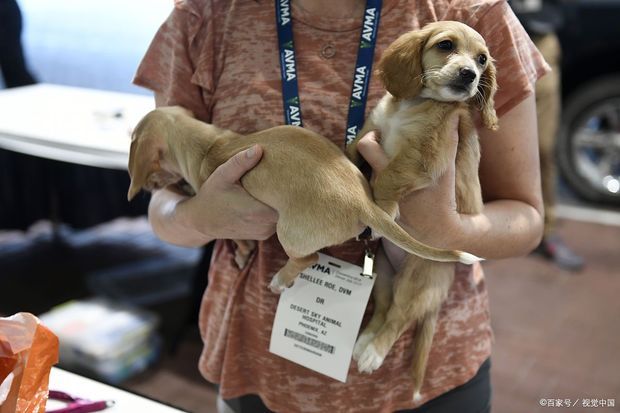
[362,248,375,279]
[356,227,375,278]
[359,235,375,279]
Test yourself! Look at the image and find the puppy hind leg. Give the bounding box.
[268,252,319,294]
[233,240,256,269]
[410,310,439,401]
[353,247,394,361]
[405,263,453,400]
[269,218,325,294]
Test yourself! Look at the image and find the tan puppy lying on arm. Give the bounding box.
[127,106,481,294]
[346,21,498,400]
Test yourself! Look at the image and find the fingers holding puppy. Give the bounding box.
[357,130,389,172]
[177,145,278,241]
[211,145,263,187]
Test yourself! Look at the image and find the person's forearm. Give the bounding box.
[148,188,213,247]
[459,200,543,259]
[438,199,543,259]
[385,199,543,269]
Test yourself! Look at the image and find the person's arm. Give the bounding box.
[357,94,543,263]
[148,145,279,248]
[460,94,544,258]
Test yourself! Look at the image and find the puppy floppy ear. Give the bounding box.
[127,112,169,201]
[377,28,430,100]
[478,58,499,130]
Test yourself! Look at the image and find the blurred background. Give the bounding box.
[0,0,618,412]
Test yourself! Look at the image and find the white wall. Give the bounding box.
[18,0,172,94]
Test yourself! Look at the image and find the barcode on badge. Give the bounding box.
[284,328,334,354]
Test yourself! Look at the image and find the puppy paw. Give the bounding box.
[234,251,251,269]
[268,272,289,294]
[412,391,422,403]
[352,332,375,361]
[356,343,385,374]
[233,241,256,269]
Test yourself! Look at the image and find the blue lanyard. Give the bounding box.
[275,0,383,146]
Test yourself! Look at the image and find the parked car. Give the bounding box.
[557,0,620,206]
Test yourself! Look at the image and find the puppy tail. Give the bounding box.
[411,311,439,401]
[362,204,482,264]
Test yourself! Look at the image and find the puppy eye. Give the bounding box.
[478,54,487,65]
[437,40,453,51]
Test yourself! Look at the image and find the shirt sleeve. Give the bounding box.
[133,0,215,122]
[459,0,551,117]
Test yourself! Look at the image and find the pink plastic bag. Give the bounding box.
[0,313,59,413]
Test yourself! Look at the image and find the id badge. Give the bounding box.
[269,252,375,382]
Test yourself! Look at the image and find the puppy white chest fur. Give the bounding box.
[370,95,426,159]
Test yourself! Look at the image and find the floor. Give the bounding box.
[114,218,620,413]
[486,219,620,413]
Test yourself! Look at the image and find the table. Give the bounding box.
[0,84,153,170]
[47,367,189,413]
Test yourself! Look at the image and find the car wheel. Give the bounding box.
[558,75,620,206]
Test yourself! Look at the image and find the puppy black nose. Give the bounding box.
[459,67,476,84]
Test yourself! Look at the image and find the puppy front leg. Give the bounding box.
[356,255,420,373]
[356,297,412,374]
[373,162,432,219]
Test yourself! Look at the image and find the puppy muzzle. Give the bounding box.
[448,68,478,96]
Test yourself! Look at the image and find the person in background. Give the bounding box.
[135,0,548,411]
[0,0,37,88]
[511,0,584,271]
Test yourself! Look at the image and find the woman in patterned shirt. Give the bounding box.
[135,0,548,411]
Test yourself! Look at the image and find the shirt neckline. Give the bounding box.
[291,0,399,32]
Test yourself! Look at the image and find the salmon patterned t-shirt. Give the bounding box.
[134,0,548,411]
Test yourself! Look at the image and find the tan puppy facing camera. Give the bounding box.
[347,21,498,400]
[127,106,481,294]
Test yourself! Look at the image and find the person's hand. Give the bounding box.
[176,145,278,240]
[357,114,464,265]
